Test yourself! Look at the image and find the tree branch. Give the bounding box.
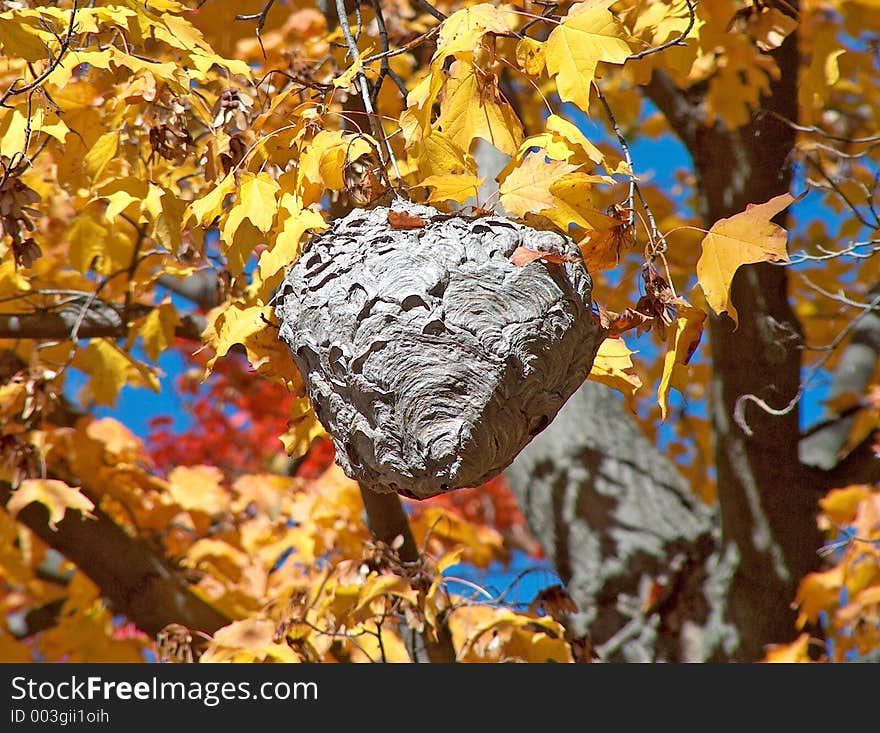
[358,485,457,662]
[359,485,419,562]
[827,435,880,486]
[800,282,880,470]
[0,306,205,341]
[1,481,231,638]
[641,70,703,150]
[157,271,221,311]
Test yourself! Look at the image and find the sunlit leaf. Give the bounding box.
[6,479,95,530]
[658,305,706,420]
[697,193,801,326]
[544,1,632,112]
[588,336,642,396]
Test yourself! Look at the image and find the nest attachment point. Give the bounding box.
[275,200,604,499]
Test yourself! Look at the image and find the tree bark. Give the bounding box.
[506,381,736,662]
[686,27,825,661]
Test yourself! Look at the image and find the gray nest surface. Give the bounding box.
[275,200,604,499]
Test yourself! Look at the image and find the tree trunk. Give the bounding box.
[509,19,834,661]
[506,381,734,662]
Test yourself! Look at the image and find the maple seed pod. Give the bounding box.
[275,201,603,500]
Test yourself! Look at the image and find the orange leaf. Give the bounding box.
[763,633,811,663]
[510,246,579,267]
[388,210,427,229]
[819,485,873,525]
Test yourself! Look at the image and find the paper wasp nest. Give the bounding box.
[275,201,603,499]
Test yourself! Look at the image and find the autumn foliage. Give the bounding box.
[1,0,879,663]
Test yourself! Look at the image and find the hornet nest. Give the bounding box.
[274,200,604,499]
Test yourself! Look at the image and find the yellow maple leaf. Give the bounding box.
[438,60,523,156]
[137,300,180,362]
[187,171,236,227]
[434,3,512,62]
[455,607,573,662]
[97,177,149,223]
[353,574,419,618]
[222,172,280,244]
[0,12,60,62]
[349,626,411,663]
[241,319,305,390]
[167,465,229,516]
[588,336,642,396]
[83,130,119,183]
[85,417,144,461]
[74,340,144,406]
[424,548,463,638]
[421,173,485,204]
[545,114,607,168]
[498,154,579,217]
[332,52,367,89]
[696,192,799,326]
[257,204,326,282]
[545,172,617,233]
[658,305,706,420]
[412,130,477,179]
[279,396,326,458]
[201,619,299,663]
[818,485,873,526]
[794,565,844,628]
[203,302,265,371]
[145,186,186,253]
[66,215,109,274]
[516,37,545,75]
[409,507,504,569]
[6,479,95,530]
[749,7,798,52]
[544,0,632,112]
[299,130,375,191]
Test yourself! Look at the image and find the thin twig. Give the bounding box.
[799,273,879,311]
[0,1,79,108]
[788,238,880,264]
[235,0,276,60]
[519,5,560,35]
[799,403,866,441]
[803,140,880,161]
[362,27,440,65]
[626,0,696,61]
[594,84,636,227]
[371,0,408,104]
[806,156,880,229]
[762,109,880,145]
[817,521,880,558]
[414,0,447,22]
[734,291,880,435]
[333,0,402,187]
